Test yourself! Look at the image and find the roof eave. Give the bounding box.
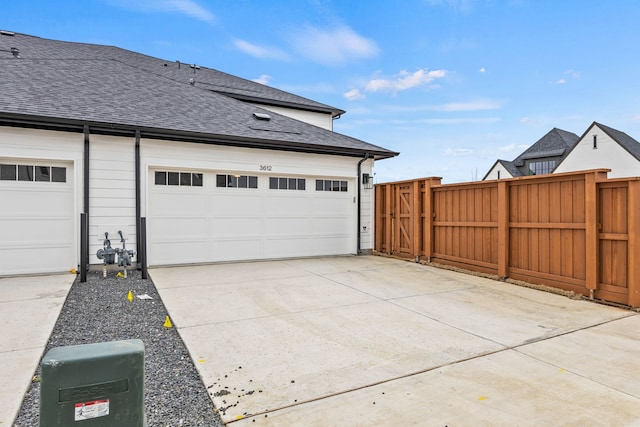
[0,112,396,159]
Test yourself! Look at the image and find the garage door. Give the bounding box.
[148,170,355,265]
[0,161,75,275]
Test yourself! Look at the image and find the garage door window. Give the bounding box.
[269,177,306,190]
[217,174,258,189]
[315,179,348,192]
[155,171,203,187]
[0,164,66,182]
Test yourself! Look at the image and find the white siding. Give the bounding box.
[554,125,640,178]
[89,134,136,264]
[359,159,374,251]
[246,103,334,130]
[483,163,515,181]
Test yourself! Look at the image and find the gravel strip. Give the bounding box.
[13,269,224,426]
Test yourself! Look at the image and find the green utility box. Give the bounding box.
[40,339,145,426]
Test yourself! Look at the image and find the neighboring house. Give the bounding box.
[0,31,398,276]
[483,128,579,180]
[554,122,640,178]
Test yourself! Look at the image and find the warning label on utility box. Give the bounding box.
[74,399,109,421]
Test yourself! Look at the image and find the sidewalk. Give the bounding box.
[0,274,74,427]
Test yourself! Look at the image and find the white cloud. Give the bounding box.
[442,147,474,156]
[438,100,501,111]
[365,69,447,93]
[426,0,476,13]
[631,114,640,122]
[344,88,365,101]
[417,117,501,125]
[252,74,271,85]
[290,25,378,66]
[381,99,503,112]
[233,39,289,60]
[565,69,581,79]
[479,67,486,73]
[556,79,566,84]
[107,0,215,23]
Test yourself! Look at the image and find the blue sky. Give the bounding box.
[4,0,640,183]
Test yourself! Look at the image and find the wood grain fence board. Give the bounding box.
[374,169,639,307]
[627,180,640,306]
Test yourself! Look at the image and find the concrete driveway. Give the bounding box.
[150,256,640,426]
[0,274,74,427]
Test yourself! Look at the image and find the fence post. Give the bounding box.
[628,179,640,307]
[412,180,421,258]
[497,180,509,278]
[423,178,441,262]
[388,185,392,255]
[375,185,382,252]
[584,172,600,297]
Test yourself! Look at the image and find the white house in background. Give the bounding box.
[554,122,640,178]
[483,128,579,180]
[0,30,397,276]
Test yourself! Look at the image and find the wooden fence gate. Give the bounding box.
[375,170,640,308]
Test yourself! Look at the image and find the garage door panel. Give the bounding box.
[152,218,207,238]
[152,192,207,214]
[211,239,262,261]
[312,218,352,234]
[312,236,351,254]
[265,196,309,215]
[3,218,73,243]
[213,194,261,215]
[152,241,209,265]
[266,218,310,236]
[311,197,352,214]
[212,218,263,237]
[265,237,312,257]
[2,186,71,213]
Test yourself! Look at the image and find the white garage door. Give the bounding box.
[0,161,75,275]
[148,170,355,265]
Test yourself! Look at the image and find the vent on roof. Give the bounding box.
[0,30,16,36]
[253,112,271,121]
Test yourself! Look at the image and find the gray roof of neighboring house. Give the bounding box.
[512,128,579,167]
[481,159,520,180]
[1,31,396,159]
[482,127,579,180]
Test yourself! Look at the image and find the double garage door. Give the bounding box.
[0,160,75,275]
[148,169,355,266]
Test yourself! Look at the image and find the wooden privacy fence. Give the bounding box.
[375,169,640,307]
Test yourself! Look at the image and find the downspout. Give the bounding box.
[80,125,90,281]
[83,125,90,217]
[135,130,142,271]
[357,153,373,255]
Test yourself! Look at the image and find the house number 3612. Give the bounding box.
[259,165,272,171]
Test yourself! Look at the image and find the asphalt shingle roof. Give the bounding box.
[596,122,640,161]
[0,31,395,159]
[513,128,579,166]
[1,32,343,115]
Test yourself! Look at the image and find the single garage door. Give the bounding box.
[148,170,355,265]
[0,161,75,275]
